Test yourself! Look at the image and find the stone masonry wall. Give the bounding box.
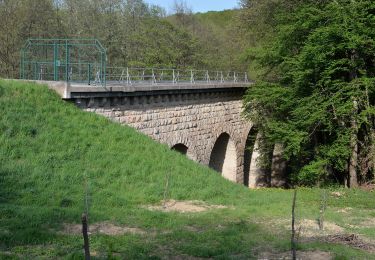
[74,89,254,184]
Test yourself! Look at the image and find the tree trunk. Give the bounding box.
[348,100,359,188]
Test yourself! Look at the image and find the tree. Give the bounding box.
[171,0,193,27]
[243,0,375,187]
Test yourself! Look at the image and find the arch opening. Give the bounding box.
[209,133,237,182]
[172,143,188,155]
[243,127,258,187]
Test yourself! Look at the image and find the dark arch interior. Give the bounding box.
[172,143,188,155]
[243,127,258,186]
[209,133,231,173]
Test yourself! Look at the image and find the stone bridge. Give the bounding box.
[44,81,286,188]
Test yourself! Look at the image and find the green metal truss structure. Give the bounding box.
[20,39,107,86]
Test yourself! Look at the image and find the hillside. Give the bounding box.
[0,80,374,258]
[167,9,249,72]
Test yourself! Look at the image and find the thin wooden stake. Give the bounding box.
[82,213,90,260]
[291,189,297,260]
[163,171,170,209]
[319,189,327,230]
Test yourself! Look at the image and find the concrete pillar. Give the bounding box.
[248,133,267,188]
[271,143,287,187]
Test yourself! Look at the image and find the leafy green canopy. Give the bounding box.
[243,0,375,186]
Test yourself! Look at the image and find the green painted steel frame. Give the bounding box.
[20,38,107,86]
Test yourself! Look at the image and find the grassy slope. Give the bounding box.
[0,80,374,259]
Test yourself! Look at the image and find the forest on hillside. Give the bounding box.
[241,0,375,188]
[0,0,374,188]
[0,0,248,79]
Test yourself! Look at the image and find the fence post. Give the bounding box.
[20,50,24,79]
[53,42,58,81]
[88,64,91,85]
[65,40,69,83]
[152,69,156,84]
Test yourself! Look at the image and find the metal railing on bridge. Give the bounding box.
[29,66,249,86]
[20,38,250,87]
[105,67,248,86]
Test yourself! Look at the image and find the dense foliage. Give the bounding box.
[242,0,375,187]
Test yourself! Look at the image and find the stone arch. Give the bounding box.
[165,134,197,161]
[209,132,237,182]
[172,143,188,155]
[243,126,258,187]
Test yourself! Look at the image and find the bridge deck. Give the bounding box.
[34,80,251,99]
[72,81,250,92]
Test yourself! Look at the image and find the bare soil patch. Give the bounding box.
[258,250,332,260]
[164,256,211,260]
[147,200,228,213]
[61,221,146,236]
[336,207,353,213]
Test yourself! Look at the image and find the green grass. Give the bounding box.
[0,80,374,259]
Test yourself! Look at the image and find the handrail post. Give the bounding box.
[126,67,130,85]
[173,69,176,84]
[20,49,25,79]
[190,70,194,84]
[152,68,156,84]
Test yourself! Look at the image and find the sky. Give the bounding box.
[145,0,239,13]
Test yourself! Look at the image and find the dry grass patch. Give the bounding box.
[359,218,375,228]
[60,222,147,236]
[146,200,228,213]
[286,219,344,238]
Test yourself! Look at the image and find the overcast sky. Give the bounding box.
[145,0,239,13]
